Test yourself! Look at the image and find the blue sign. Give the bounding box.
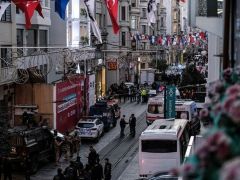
[164,86,176,118]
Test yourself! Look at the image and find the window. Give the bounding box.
[39,30,48,52]
[161,17,164,27]
[121,6,126,21]
[45,0,49,7]
[121,32,126,46]
[141,62,146,69]
[148,104,164,114]
[131,16,137,29]
[26,30,37,55]
[175,111,189,120]
[1,5,11,22]
[142,140,177,153]
[17,29,24,47]
[96,14,102,28]
[142,8,147,18]
[141,25,147,34]
[131,0,136,7]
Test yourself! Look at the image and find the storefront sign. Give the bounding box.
[107,61,117,70]
[164,86,176,118]
[56,77,83,133]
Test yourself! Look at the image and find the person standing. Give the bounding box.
[91,160,103,180]
[73,131,81,157]
[120,115,128,138]
[129,114,136,137]
[88,146,99,167]
[53,168,65,180]
[104,158,112,180]
[54,136,63,165]
[3,157,12,180]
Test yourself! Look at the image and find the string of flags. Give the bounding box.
[0,0,120,43]
[130,31,208,48]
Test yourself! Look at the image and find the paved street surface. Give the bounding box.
[12,101,147,180]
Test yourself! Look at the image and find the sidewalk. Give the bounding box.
[118,153,139,180]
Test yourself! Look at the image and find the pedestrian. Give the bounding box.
[74,156,84,177]
[54,135,63,165]
[73,131,81,157]
[120,115,128,138]
[53,168,66,180]
[65,131,73,158]
[61,135,70,161]
[3,157,12,180]
[25,156,31,180]
[91,160,103,180]
[0,156,2,180]
[64,161,78,180]
[88,146,99,167]
[104,158,112,180]
[129,114,136,137]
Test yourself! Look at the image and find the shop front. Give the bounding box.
[95,66,106,99]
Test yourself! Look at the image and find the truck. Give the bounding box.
[6,126,56,173]
[140,68,156,85]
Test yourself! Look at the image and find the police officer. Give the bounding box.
[129,114,136,137]
[120,115,128,138]
[104,158,112,180]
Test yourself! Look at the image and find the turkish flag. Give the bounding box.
[180,0,186,3]
[12,0,44,29]
[105,0,120,34]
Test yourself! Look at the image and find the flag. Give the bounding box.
[180,0,186,3]
[147,0,157,26]
[12,0,44,29]
[55,0,69,20]
[157,35,162,45]
[84,0,102,43]
[0,1,10,20]
[105,0,120,34]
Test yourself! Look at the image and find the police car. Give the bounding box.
[75,117,104,142]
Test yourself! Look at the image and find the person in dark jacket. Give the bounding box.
[88,146,99,167]
[91,160,103,180]
[74,156,83,177]
[129,114,136,137]
[64,161,78,180]
[3,157,12,180]
[104,158,112,180]
[53,168,66,180]
[120,115,128,138]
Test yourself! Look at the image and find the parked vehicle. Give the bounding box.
[146,97,200,135]
[89,100,116,131]
[75,117,104,142]
[139,119,190,178]
[7,126,55,174]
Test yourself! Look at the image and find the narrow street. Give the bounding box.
[12,101,147,180]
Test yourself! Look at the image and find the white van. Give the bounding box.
[139,119,190,178]
[146,99,198,124]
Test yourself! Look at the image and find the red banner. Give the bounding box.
[56,76,84,133]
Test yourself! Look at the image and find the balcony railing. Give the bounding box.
[198,0,223,17]
[0,66,15,85]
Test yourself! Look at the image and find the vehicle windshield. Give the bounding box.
[9,135,24,146]
[175,111,190,120]
[78,123,94,128]
[148,104,164,114]
[142,140,177,153]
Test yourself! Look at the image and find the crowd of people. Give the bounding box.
[54,130,81,165]
[53,146,112,180]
